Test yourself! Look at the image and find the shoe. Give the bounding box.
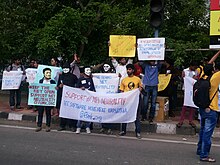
[76,128,81,134]
[35,127,42,132]
[45,126,51,132]
[57,127,66,131]
[10,106,15,111]
[136,133,141,139]
[86,127,91,134]
[107,129,113,135]
[16,105,21,109]
[200,157,216,162]
[99,128,105,134]
[119,131,126,136]
[149,119,153,125]
[177,122,183,128]
[189,122,196,128]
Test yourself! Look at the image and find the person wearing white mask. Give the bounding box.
[76,66,96,134]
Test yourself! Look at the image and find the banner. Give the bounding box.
[28,83,57,106]
[158,74,172,92]
[25,68,37,83]
[183,77,198,108]
[92,73,119,93]
[1,71,23,90]
[60,86,140,123]
[109,35,136,57]
[137,38,165,60]
[34,65,62,83]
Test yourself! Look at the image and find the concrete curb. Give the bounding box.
[2,111,220,137]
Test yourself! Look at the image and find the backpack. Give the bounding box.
[193,75,218,108]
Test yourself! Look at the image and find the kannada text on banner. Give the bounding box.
[28,83,57,106]
[92,73,119,93]
[1,71,23,90]
[59,86,139,123]
[158,74,171,92]
[109,35,136,57]
[137,38,165,60]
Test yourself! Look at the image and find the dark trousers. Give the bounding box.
[9,89,21,107]
[60,118,76,128]
[121,119,141,134]
[37,106,52,127]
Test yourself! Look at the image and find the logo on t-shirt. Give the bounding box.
[128,82,135,90]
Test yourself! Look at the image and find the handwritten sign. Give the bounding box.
[93,73,119,93]
[28,83,57,106]
[158,74,172,92]
[34,65,62,84]
[1,71,23,90]
[109,35,136,57]
[25,68,37,83]
[183,77,198,108]
[60,86,140,123]
[137,38,165,60]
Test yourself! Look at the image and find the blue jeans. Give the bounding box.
[197,108,218,159]
[77,120,91,128]
[143,86,158,120]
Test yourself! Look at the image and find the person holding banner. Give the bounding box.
[76,66,96,134]
[35,68,56,132]
[6,57,25,111]
[141,61,162,124]
[118,64,143,139]
[56,62,78,132]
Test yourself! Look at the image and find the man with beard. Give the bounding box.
[118,64,143,139]
[57,62,78,131]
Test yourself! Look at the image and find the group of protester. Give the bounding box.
[4,50,220,162]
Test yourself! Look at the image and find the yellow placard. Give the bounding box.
[158,74,172,92]
[210,11,220,35]
[109,35,136,57]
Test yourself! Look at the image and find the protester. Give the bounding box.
[197,63,220,162]
[141,60,162,124]
[6,57,25,111]
[35,68,56,132]
[56,62,78,131]
[159,58,181,117]
[76,66,96,134]
[177,61,198,128]
[111,57,133,86]
[70,53,81,79]
[118,64,143,139]
[99,62,116,135]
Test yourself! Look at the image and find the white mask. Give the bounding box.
[103,64,110,72]
[63,68,70,73]
[84,68,91,76]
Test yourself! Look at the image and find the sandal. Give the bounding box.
[200,157,216,162]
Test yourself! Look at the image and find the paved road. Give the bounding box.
[1,125,220,165]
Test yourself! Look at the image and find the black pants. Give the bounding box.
[9,89,21,107]
[37,106,52,127]
[60,118,76,128]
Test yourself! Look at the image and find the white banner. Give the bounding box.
[93,73,119,94]
[137,38,165,60]
[1,71,23,90]
[59,85,140,123]
[183,77,198,108]
[25,68,37,83]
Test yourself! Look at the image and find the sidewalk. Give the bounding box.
[1,91,220,137]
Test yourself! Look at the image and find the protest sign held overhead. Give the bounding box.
[137,38,165,60]
[109,35,136,57]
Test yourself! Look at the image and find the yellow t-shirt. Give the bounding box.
[197,65,204,79]
[209,71,220,111]
[119,76,142,92]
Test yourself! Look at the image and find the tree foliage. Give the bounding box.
[0,0,214,67]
